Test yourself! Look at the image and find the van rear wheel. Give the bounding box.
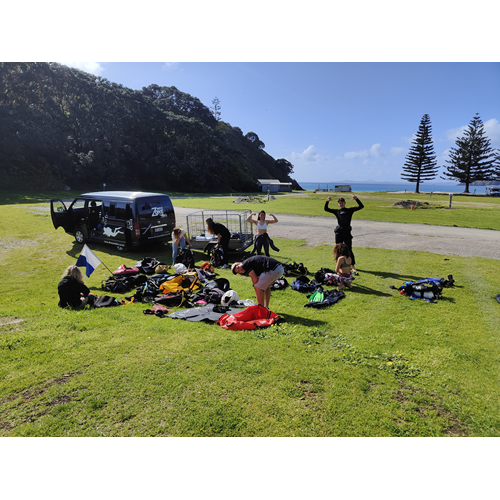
[74,227,86,244]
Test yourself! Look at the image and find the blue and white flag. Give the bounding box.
[76,244,102,277]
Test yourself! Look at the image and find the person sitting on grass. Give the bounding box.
[58,265,96,309]
[333,242,354,291]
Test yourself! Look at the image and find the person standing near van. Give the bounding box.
[324,195,364,273]
[171,227,192,263]
[206,218,231,268]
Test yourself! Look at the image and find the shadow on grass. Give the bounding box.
[356,268,425,282]
[349,283,393,297]
[277,313,328,327]
[66,240,172,262]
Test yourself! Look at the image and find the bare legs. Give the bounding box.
[254,286,272,308]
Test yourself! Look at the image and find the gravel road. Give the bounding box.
[173,205,500,260]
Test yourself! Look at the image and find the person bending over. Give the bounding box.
[206,217,231,269]
[231,256,284,309]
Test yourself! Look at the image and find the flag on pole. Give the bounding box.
[76,244,102,277]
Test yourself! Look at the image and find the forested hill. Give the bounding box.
[0,62,301,192]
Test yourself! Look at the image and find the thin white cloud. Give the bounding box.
[446,117,500,147]
[59,62,104,76]
[446,125,468,142]
[163,62,179,70]
[402,133,417,144]
[290,145,323,162]
[484,118,500,146]
[391,147,406,156]
[370,143,383,157]
[344,149,369,159]
[344,143,386,160]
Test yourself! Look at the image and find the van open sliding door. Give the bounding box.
[102,201,128,249]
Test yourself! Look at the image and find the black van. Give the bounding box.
[50,191,176,250]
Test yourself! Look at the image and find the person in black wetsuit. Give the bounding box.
[58,265,95,309]
[206,218,231,268]
[324,195,364,272]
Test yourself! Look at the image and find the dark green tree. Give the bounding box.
[0,63,299,192]
[245,131,265,149]
[441,113,496,193]
[401,114,438,193]
[141,84,217,127]
[493,149,500,180]
[275,158,294,176]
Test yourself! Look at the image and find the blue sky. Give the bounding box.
[58,62,500,184]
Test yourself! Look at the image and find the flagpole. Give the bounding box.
[76,244,115,277]
[101,261,114,275]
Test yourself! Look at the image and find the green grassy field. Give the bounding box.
[1,193,499,436]
[174,190,500,230]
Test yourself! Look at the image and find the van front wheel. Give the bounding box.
[74,227,86,244]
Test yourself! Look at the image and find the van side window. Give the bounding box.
[115,203,126,220]
[103,202,127,220]
[72,199,86,210]
[103,203,114,218]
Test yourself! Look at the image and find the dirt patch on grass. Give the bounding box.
[394,379,466,436]
[0,238,39,262]
[0,318,25,328]
[391,200,435,209]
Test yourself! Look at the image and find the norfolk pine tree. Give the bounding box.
[401,114,439,193]
[493,149,500,181]
[441,113,496,193]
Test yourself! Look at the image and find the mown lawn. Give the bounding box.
[173,190,500,231]
[1,197,499,436]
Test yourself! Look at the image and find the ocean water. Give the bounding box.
[297,182,488,195]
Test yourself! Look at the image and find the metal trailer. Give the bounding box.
[185,209,254,254]
[334,184,352,192]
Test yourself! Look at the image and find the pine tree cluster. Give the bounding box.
[402,113,499,193]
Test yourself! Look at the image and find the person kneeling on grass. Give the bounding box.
[58,265,96,309]
[333,242,353,291]
[231,256,284,309]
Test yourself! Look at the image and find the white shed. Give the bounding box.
[257,179,292,192]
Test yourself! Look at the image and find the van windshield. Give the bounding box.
[138,196,172,217]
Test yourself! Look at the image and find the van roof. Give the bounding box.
[80,191,169,201]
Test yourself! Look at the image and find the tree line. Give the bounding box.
[0,62,299,192]
[402,113,500,193]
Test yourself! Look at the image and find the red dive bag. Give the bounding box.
[113,264,140,276]
[217,305,279,331]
